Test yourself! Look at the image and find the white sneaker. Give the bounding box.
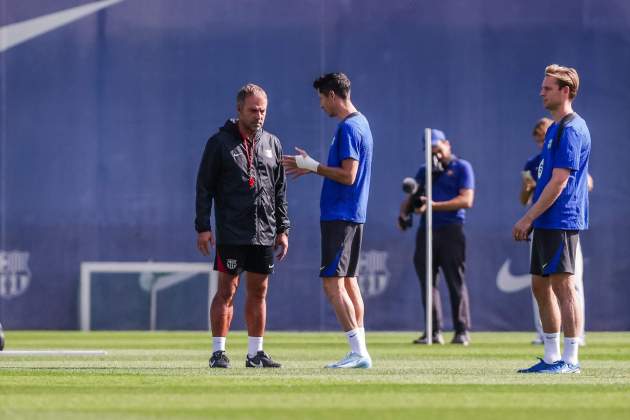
[325,352,372,369]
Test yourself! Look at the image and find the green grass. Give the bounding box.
[1,331,629,419]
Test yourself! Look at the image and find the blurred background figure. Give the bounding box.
[399,130,475,346]
[0,321,5,351]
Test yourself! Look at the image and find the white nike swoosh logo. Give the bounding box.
[249,359,263,367]
[268,264,274,269]
[0,0,125,53]
[496,259,531,293]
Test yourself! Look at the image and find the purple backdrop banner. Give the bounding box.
[1,0,629,331]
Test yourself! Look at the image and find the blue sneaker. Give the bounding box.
[556,361,581,374]
[517,357,564,373]
[325,352,372,369]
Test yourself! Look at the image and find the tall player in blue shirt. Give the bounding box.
[283,73,373,368]
[513,65,591,374]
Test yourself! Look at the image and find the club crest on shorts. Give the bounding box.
[0,250,32,299]
[226,258,237,270]
[357,250,389,298]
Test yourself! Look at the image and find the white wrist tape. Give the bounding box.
[295,155,320,172]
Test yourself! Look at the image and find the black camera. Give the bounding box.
[399,154,445,231]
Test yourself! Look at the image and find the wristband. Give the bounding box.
[295,155,320,172]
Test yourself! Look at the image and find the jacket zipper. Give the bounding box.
[254,137,260,244]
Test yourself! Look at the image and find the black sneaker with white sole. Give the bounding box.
[209,350,230,368]
[245,351,282,368]
[413,332,444,345]
[451,332,471,346]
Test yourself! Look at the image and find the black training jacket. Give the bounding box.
[195,119,290,245]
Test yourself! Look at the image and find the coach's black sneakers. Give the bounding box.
[413,331,444,345]
[246,351,282,368]
[451,332,471,346]
[209,350,230,368]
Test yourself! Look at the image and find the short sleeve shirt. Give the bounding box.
[532,113,591,230]
[524,153,543,181]
[320,113,373,223]
[415,157,475,228]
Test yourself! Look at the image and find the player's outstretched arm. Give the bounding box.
[282,147,357,185]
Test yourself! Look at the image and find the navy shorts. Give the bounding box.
[214,245,275,275]
[530,228,579,276]
[320,221,363,278]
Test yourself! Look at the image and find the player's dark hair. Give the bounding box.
[313,73,351,99]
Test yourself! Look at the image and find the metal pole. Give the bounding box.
[79,263,91,331]
[150,285,157,331]
[424,128,433,345]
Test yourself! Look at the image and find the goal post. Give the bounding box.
[80,262,217,331]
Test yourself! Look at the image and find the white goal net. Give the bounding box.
[80,262,217,331]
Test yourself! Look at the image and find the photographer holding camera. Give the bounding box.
[398,129,475,345]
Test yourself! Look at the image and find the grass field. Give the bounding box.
[1,331,629,420]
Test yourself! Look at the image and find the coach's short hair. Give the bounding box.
[532,117,553,136]
[237,83,267,107]
[545,64,580,100]
[313,73,351,99]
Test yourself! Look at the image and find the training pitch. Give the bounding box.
[0,331,629,419]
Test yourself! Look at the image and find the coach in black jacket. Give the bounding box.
[195,84,289,369]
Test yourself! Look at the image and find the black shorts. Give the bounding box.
[320,220,363,278]
[530,228,579,276]
[214,245,275,275]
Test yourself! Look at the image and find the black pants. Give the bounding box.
[413,223,471,334]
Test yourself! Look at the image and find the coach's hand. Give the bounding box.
[275,233,289,261]
[513,216,533,241]
[197,231,215,256]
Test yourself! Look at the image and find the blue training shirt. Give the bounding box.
[524,153,543,181]
[320,113,373,223]
[415,157,475,228]
[532,113,591,230]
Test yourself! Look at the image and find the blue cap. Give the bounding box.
[423,129,446,147]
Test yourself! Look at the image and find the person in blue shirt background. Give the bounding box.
[283,73,373,369]
[399,129,475,346]
[514,64,591,374]
[520,118,552,206]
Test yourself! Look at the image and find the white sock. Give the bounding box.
[357,327,369,356]
[542,332,561,364]
[562,336,580,365]
[358,327,365,341]
[345,328,363,355]
[248,336,263,357]
[212,336,226,353]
